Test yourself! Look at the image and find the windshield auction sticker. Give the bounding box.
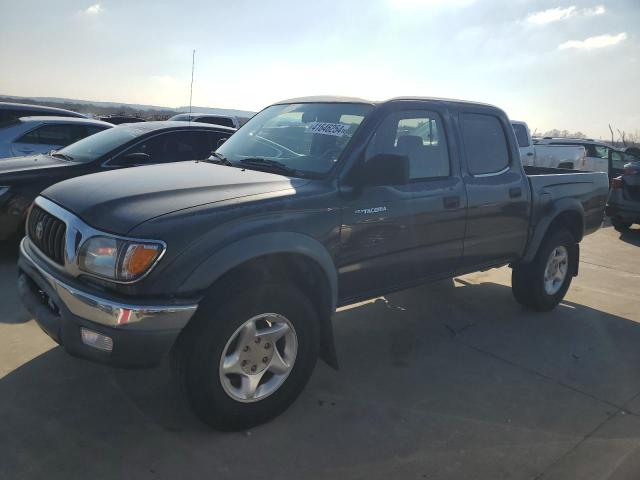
[306,122,351,137]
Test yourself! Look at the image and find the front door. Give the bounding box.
[337,105,466,303]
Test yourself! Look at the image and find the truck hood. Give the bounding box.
[42,161,307,234]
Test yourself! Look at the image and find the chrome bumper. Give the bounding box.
[20,238,198,330]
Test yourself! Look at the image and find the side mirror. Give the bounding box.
[361,153,409,186]
[216,138,228,148]
[117,152,151,166]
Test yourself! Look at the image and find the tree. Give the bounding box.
[540,129,587,139]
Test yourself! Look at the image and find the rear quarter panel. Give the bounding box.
[525,169,609,261]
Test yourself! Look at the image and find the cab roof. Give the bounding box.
[274,95,499,110]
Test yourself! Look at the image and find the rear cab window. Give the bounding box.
[461,113,510,175]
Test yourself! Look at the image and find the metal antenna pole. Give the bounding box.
[189,49,195,119]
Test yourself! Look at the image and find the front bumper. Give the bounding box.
[18,239,199,368]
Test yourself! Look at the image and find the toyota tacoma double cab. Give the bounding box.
[18,96,609,431]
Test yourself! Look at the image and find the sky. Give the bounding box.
[0,0,638,139]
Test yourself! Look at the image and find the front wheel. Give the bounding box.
[512,229,575,311]
[173,283,319,431]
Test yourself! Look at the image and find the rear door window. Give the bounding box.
[511,124,529,147]
[594,145,610,159]
[461,113,510,175]
[196,117,235,128]
[16,124,87,146]
[113,130,206,165]
[85,126,108,136]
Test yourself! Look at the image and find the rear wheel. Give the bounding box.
[173,283,319,431]
[512,229,575,311]
[612,219,632,232]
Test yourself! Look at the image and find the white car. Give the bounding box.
[512,121,586,170]
[0,116,112,159]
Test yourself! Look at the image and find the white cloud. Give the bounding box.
[388,0,475,9]
[584,5,606,16]
[526,5,606,26]
[84,4,103,15]
[558,32,627,50]
[526,6,576,25]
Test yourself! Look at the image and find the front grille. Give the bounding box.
[27,205,67,265]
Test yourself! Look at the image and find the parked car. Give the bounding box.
[0,116,113,159]
[606,160,640,231]
[533,136,616,174]
[512,121,586,169]
[98,115,146,125]
[168,112,244,129]
[0,102,86,126]
[625,147,640,159]
[17,96,608,431]
[0,121,234,240]
[610,148,639,177]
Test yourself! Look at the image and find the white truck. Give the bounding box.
[533,136,613,174]
[511,121,586,170]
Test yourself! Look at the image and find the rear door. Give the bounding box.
[11,123,87,156]
[338,102,467,301]
[457,109,530,272]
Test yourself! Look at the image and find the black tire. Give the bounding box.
[511,229,575,312]
[172,282,319,431]
[612,219,632,232]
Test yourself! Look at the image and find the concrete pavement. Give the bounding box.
[1,225,639,480]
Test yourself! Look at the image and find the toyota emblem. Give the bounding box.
[35,221,44,240]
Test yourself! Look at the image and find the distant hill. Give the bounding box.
[0,94,255,120]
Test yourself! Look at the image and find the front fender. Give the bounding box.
[177,231,338,312]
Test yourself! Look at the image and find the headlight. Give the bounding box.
[0,186,10,197]
[78,236,164,282]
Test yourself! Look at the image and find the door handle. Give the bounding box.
[509,187,522,199]
[443,196,460,209]
[526,152,534,156]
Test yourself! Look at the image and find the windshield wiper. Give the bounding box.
[51,152,74,161]
[208,151,234,166]
[239,157,300,177]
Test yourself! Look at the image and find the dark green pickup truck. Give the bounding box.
[18,96,609,430]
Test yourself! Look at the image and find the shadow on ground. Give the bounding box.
[0,240,29,324]
[618,228,640,247]
[2,275,640,479]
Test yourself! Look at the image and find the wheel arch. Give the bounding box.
[521,200,584,264]
[179,232,339,369]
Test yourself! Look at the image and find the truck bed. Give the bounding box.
[524,165,609,236]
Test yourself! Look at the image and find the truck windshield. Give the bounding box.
[216,102,373,177]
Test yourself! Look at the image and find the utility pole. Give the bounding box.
[189,49,195,117]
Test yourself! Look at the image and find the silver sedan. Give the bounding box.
[0,116,112,159]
